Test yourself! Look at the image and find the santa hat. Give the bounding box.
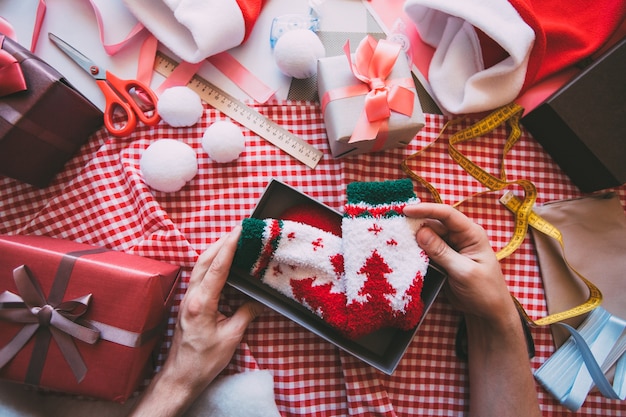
[123,0,263,63]
[403,0,626,115]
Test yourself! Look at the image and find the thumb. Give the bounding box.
[417,226,464,273]
[227,300,265,333]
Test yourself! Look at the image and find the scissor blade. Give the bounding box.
[48,33,103,79]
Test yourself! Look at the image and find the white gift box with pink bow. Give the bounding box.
[317,35,425,158]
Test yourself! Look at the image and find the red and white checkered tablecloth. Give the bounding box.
[2,100,625,416]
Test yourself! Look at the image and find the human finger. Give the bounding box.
[405,203,494,255]
[416,225,476,276]
[223,301,265,335]
[404,202,472,234]
[196,226,242,310]
[188,234,231,291]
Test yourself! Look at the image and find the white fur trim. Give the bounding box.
[123,0,245,63]
[185,371,281,417]
[404,0,535,114]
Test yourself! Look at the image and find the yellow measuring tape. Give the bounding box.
[153,52,324,169]
[401,102,602,326]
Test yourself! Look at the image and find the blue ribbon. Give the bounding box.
[535,307,626,411]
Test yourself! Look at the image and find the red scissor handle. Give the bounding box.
[97,78,137,137]
[97,71,161,137]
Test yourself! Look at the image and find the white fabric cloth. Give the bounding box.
[185,371,281,417]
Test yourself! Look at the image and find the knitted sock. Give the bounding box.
[235,217,350,332]
[234,179,429,339]
[341,179,427,334]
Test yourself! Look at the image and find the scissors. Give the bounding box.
[48,33,160,137]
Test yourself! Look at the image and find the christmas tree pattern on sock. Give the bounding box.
[341,179,428,334]
[234,179,429,339]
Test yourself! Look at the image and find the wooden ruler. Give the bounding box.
[153,52,323,169]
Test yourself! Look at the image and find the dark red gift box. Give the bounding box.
[0,35,103,188]
[0,235,181,402]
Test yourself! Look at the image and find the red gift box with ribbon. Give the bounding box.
[0,235,181,402]
[317,35,425,158]
[0,34,103,188]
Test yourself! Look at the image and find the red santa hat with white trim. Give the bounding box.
[123,0,264,63]
[403,0,626,115]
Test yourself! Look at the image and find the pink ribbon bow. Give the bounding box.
[345,36,415,143]
[0,265,100,383]
[0,33,27,97]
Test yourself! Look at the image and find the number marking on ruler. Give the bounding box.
[154,52,323,169]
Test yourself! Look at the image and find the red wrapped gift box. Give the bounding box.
[0,235,181,402]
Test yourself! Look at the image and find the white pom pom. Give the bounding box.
[157,86,204,127]
[273,29,325,79]
[140,139,198,192]
[202,121,246,163]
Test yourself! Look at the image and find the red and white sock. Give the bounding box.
[342,179,428,333]
[234,179,429,339]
